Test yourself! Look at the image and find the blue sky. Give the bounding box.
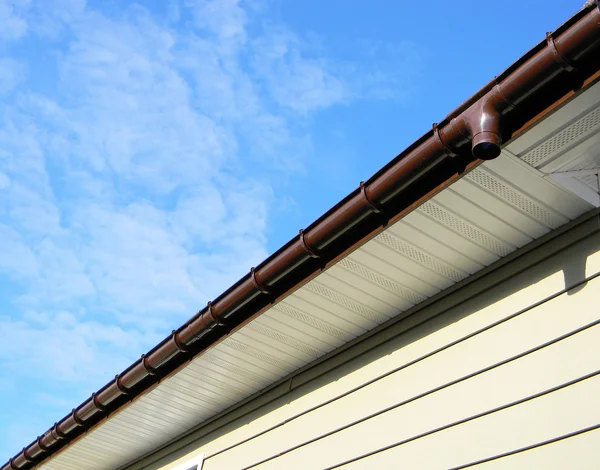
[0,0,579,459]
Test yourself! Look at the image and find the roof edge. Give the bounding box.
[5,3,600,469]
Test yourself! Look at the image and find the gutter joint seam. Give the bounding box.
[114,374,131,395]
[299,229,320,259]
[21,448,33,464]
[91,392,107,413]
[359,182,383,213]
[171,331,192,354]
[546,32,578,72]
[207,301,227,327]
[51,422,66,440]
[432,123,457,157]
[36,436,49,452]
[6,6,600,469]
[141,354,158,376]
[250,267,271,295]
[71,408,85,427]
[492,79,517,112]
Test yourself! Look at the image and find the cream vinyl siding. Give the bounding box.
[148,216,600,470]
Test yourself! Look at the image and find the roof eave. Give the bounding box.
[5,3,600,469]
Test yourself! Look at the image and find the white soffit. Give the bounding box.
[506,80,600,207]
[40,84,600,470]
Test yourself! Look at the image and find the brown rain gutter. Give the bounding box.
[5,3,600,469]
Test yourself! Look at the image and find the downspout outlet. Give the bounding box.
[471,130,502,160]
[466,96,503,161]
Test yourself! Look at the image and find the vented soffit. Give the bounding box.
[513,81,600,207]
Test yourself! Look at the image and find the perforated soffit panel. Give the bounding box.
[509,80,600,207]
[40,85,600,470]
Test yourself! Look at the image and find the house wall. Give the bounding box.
[132,212,600,470]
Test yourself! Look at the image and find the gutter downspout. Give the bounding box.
[4,3,600,469]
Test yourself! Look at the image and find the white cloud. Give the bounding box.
[0,224,38,279]
[0,314,142,384]
[0,2,266,404]
[0,171,9,189]
[185,0,248,43]
[251,25,350,113]
[28,0,87,38]
[0,58,24,94]
[0,1,29,43]
[0,0,340,391]
[0,0,422,454]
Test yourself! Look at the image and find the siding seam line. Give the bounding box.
[206,270,600,463]
[325,369,600,469]
[239,318,600,469]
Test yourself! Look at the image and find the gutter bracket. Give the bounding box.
[5,5,600,470]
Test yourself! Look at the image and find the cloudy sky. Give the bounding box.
[0,0,576,459]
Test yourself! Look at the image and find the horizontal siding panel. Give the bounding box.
[206,279,600,469]
[338,375,600,469]
[181,242,600,465]
[470,426,600,469]
[251,326,600,469]
[40,156,600,470]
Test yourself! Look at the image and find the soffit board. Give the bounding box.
[39,81,600,470]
